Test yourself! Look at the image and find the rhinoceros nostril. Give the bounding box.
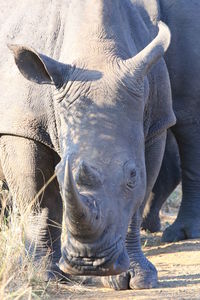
[76,161,103,187]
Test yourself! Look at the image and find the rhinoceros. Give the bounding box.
[0,0,175,290]
[141,0,200,243]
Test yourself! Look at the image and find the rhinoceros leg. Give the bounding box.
[101,131,167,290]
[142,129,181,232]
[162,122,200,242]
[0,135,63,280]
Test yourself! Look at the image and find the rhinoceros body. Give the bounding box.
[0,0,175,289]
[142,0,200,243]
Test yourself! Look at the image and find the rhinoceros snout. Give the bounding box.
[58,238,130,276]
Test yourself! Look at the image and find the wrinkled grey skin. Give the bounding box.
[142,0,200,242]
[0,0,175,290]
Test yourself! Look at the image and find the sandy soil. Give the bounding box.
[47,208,200,300]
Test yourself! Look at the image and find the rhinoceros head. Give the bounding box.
[8,22,170,276]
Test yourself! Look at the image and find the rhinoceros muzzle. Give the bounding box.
[58,236,130,276]
[57,157,130,275]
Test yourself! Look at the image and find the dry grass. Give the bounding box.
[0,184,51,299]
[0,182,97,300]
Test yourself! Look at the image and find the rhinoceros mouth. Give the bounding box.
[58,237,130,276]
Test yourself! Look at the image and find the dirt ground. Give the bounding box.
[47,201,200,300]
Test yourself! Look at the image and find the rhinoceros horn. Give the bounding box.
[124,21,171,78]
[63,157,100,236]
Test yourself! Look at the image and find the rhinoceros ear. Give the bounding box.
[8,44,65,87]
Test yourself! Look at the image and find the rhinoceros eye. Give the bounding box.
[124,161,137,190]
